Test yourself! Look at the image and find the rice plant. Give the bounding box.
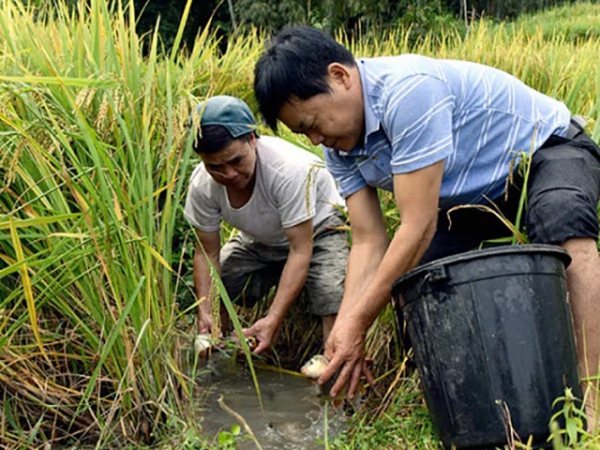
[0,0,260,446]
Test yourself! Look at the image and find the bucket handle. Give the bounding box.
[410,265,449,302]
[426,265,448,284]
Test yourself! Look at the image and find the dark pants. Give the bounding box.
[421,125,600,265]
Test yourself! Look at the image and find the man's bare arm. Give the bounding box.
[321,160,445,397]
[244,219,313,353]
[193,229,221,333]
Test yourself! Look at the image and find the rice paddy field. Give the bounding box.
[1,0,600,448]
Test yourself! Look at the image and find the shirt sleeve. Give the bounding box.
[323,147,368,199]
[183,177,221,232]
[273,163,320,228]
[383,74,455,174]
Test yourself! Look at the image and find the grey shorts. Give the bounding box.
[421,124,600,264]
[219,212,348,316]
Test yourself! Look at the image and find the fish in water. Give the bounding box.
[194,333,213,357]
[300,354,371,408]
[235,336,257,360]
[300,355,345,406]
[300,354,330,379]
[244,335,258,351]
[194,334,257,359]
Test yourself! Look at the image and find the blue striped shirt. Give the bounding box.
[324,55,571,208]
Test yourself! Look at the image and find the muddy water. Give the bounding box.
[189,351,347,449]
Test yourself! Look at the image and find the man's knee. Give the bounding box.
[559,238,600,267]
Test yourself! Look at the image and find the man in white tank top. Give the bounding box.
[184,95,348,354]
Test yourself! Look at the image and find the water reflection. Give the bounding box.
[189,351,347,449]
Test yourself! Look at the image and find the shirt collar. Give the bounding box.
[359,59,382,140]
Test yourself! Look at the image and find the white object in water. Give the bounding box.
[194,333,212,356]
[300,354,330,379]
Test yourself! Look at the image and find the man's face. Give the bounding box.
[201,134,257,191]
[278,65,364,152]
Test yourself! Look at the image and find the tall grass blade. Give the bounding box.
[7,216,48,362]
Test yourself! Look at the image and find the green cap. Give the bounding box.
[195,95,257,138]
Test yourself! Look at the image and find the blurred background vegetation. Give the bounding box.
[23,0,591,50]
[129,0,594,45]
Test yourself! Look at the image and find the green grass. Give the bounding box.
[1,0,600,448]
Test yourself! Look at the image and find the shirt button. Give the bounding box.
[371,155,377,161]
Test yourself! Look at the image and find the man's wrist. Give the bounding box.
[197,297,212,314]
[344,308,372,333]
[265,310,284,326]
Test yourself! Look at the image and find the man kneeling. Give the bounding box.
[184,95,348,353]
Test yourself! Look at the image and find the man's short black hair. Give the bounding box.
[193,125,252,155]
[254,26,356,131]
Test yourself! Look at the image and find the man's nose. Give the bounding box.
[307,131,325,146]
[222,166,238,179]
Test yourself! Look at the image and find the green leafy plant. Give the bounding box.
[217,424,241,449]
[548,388,590,448]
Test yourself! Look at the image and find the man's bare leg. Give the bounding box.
[561,238,600,427]
[321,314,336,343]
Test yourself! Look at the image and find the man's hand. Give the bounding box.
[318,315,375,399]
[193,229,221,335]
[243,315,281,354]
[197,294,216,334]
[197,309,214,334]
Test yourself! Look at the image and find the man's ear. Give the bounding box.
[327,62,353,89]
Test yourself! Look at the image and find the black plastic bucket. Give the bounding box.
[391,244,582,449]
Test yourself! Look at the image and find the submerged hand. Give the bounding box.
[243,315,280,354]
[319,316,375,399]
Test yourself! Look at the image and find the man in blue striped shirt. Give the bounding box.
[254,26,600,413]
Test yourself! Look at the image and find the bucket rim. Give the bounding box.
[391,244,571,297]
